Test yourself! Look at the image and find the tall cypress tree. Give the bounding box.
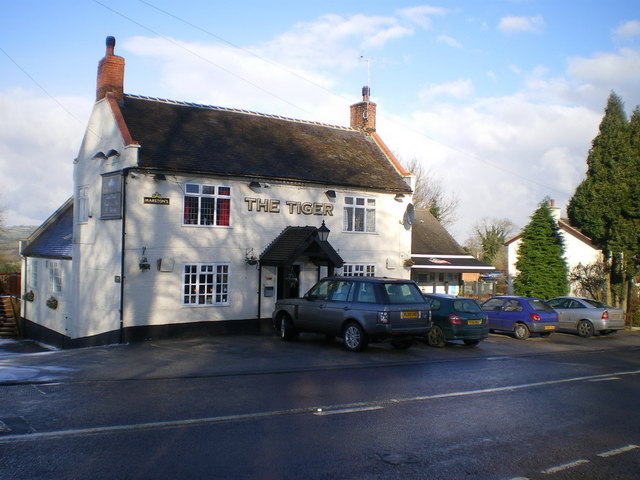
[513,199,568,298]
[567,92,637,306]
[623,108,640,298]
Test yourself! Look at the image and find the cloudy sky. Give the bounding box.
[1,0,639,242]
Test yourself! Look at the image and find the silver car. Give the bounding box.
[273,277,431,351]
[546,296,625,337]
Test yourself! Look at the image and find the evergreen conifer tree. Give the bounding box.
[513,199,568,298]
[568,92,639,306]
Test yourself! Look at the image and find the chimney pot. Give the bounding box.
[96,36,125,102]
[106,36,116,56]
[350,86,376,132]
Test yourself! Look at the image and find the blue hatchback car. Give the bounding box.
[481,296,558,340]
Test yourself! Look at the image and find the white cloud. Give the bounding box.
[566,48,640,107]
[497,15,545,34]
[397,5,448,29]
[568,47,640,85]
[419,79,474,102]
[259,14,413,70]
[614,20,640,40]
[0,89,90,225]
[123,36,348,124]
[380,95,599,240]
[437,34,462,48]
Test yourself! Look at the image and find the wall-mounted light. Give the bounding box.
[248,181,261,189]
[154,174,166,182]
[139,247,151,271]
[394,193,405,201]
[325,190,336,199]
[317,220,330,242]
[245,248,258,266]
[92,151,107,160]
[106,149,120,158]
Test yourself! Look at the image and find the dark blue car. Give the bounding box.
[481,296,558,340]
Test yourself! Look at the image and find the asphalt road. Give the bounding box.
[0,330,639,479]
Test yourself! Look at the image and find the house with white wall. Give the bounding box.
[505,201,602,296]
[21,36,418,347]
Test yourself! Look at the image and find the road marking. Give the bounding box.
[597,444,639,457]
[313,406,383,416]
[541,459,590,474]
[1,368,639,444]
[587,376,621,382]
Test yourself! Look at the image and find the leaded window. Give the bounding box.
[183,263,230,305]
[183,184,231,226]
[343,196,375,232]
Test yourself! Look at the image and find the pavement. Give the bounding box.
[1,329,639,386]
[0,333,441,385]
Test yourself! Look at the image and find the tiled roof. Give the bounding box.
[22,198,73,259]
[411,208,466,255]
[118,95,411,193]
[411,208,494,272]
[260,226,343,267]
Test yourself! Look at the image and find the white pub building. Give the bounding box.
[20,37,419,347]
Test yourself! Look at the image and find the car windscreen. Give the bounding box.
[453,299,482,313]
[527,299,555,313]
[382,282,426,304]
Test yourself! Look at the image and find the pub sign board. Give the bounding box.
[144,193,170,205]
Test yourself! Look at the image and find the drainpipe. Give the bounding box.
[257,263,262,332]
[21,253,28,326]
[119,168,130,343]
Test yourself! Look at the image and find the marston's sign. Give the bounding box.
[244,197,333,216]
[144,192,170,205]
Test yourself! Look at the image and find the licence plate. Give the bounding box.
[467,320,482,325]
[544,325,555,330]
[402,311,418,319]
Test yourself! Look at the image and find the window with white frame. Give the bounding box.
[183,183,231,226]
[28,259,38,289]
[183,263,229,305]
[343,196,375,232]
[342,263,376,277]
[47,260,62,293]
[101,174,122,219]
[77,185,89,224]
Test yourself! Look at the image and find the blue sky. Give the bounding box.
[1,0,639,242]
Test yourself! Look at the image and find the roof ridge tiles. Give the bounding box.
[123,93,354,132]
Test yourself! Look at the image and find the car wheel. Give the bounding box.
[343,322,368,352]
[513,323,530,340]
[463,339,480,346]
[577,320,594,338]
[391,339,413,350]
[279,314,295,341]
[426,325,447,347]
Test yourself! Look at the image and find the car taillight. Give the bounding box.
[602,311,609,320]
[530,313,540,321]
[377,312,389,324]
[448,313,463,325]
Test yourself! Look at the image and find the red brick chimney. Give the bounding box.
[350,86,376,132]
[96,36,125,102]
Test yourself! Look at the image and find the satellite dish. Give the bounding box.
[403,203,415,226]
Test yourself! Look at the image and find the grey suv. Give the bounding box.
[272,277,431,351]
